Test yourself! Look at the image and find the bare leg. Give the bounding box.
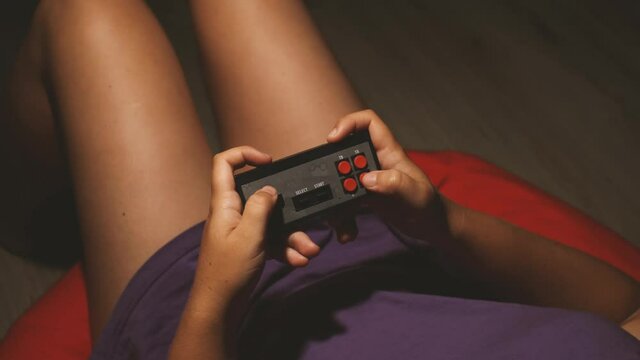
[11,0,212,338]
[6,0,363,341]
[189,0,364,158]
[0,21,78,263]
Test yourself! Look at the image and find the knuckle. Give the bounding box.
[238,145,258,158]
[287,233,301,248]
[212,152,224,166]
[337,113,352,126]
[363,109,377,118]
[248,191,273,209]
[382,169,404,189]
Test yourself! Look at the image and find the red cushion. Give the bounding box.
[407,151,640,281]
[0,264,91,359]
[2,150,639,359]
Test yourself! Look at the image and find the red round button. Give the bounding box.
[353,154,368,169]
[342,177,358,193]
[337,160,352,175]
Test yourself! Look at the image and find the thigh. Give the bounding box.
[30,0,212,338]
[189,0,364,159]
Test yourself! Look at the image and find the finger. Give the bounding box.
[285,247,309,267]
[326,203,359,244]
[334,217,359,243]
[235,186,278,241]
[287,232,320,258]
[360,169,431,209]
[327,109,402,158]
[211,146,272,197]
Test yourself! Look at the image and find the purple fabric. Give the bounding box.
[91,214,640,359]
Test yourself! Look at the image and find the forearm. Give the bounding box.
[169,310,226,360]
[169,259,256,360]
[169,260,240,360]
[436,195,640,323]
[169,279,233,360]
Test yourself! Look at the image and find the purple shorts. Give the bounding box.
[91,214,640,359]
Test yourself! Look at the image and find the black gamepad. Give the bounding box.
[234,131,380,232]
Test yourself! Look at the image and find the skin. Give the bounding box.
[4,0,360,339]
[169,110,640,359]
[3,0,638,356]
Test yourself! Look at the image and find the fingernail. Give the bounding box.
[361,172,377,187]
[328,127,338,137]
[339,233,351,243]
[261,185,277,196]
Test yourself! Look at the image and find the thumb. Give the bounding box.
[360,169,430,209]
[236,186,278,241]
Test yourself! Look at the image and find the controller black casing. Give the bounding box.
[234,131,380,232]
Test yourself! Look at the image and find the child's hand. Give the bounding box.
[327,110,441,242]
[186,146,319,318]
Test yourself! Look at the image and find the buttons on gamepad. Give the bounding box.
[337,160,352,175]
[342,177,358,193]
[353,154,368,169]
[235,131,379,230]
[336,154,371,193]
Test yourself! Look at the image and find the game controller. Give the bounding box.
[234,130,380,231]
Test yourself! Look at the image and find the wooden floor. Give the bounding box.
[1,0,639,338]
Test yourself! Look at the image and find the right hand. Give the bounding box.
[327,109,444,242]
